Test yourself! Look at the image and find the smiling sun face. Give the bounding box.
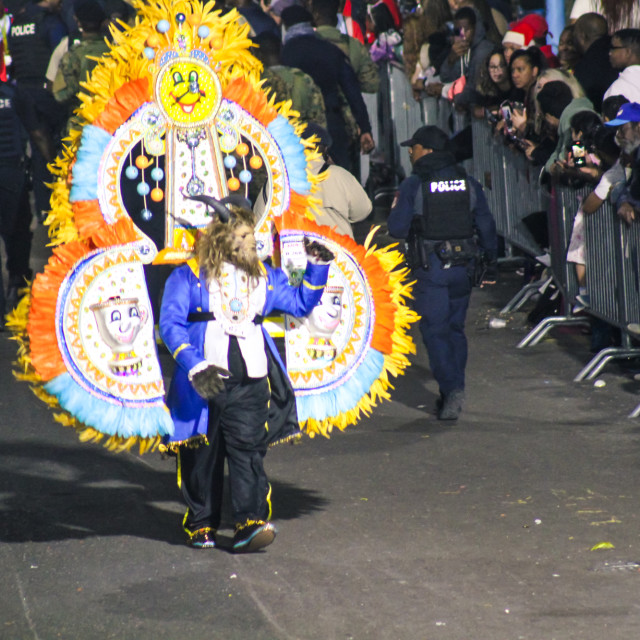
[156,58,221,126]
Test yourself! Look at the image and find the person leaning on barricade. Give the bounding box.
[505,48,545,135]
[604,102,640,226]
[387,125,497,421]
[534,80,596,176]
[561,110,622,313]
[489,47,546,160]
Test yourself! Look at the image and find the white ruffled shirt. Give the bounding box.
[203,263,268,378]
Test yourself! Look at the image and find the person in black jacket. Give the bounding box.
[280,5,374,172]
[572,12,618,111]
[387,125,497,421]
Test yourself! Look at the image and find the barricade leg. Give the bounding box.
[517,315,591,349]
[573,345,640,381]
[500,277,551,315]
[628,401,640,418]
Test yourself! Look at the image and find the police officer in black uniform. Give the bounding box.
[8,0,67,220]
[0,78,33,320]
[388,125,497,420]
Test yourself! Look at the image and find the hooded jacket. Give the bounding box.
[544,96,595,172]
[439,15,495,106]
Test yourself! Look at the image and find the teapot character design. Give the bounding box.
[90,297,148,377]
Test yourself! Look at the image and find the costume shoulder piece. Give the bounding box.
[8,0,418,452]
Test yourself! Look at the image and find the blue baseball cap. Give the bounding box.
[605,102,640,126]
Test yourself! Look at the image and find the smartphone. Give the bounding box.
[570,141,587,166]
[500,103,513,131]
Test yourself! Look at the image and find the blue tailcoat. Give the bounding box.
[159,260,329,445]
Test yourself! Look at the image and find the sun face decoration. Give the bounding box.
[156,57,221,126]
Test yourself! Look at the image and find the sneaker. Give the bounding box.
[232,520,276,553]
[577,293,590,306]
[535,253,551,267]
[573,293,590,314]
[187,527,217,549]
[437,389,465,421]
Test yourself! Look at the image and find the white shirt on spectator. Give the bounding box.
[593,159,628,201]
[570,0,602,21]
[604,66,640,104]
[570,0,640,32]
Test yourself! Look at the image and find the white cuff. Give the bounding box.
[188,361,209,382]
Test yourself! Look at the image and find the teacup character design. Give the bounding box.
[90,297,148,377]
[303,286,343,361]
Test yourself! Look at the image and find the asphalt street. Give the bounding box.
[2,230,640,639]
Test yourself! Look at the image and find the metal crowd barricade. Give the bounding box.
[360,90,379,186]
[503,149,546,257]
[516,183,592,347]
[388,62,424,178]
[469,119,552,313]
[376,61,395,173]
[469,119,543,255]
[572,204,640,391]
[420,95,469,136]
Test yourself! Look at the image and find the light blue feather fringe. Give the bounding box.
[267,116,311,195]
[45,373,175,439]
[70,125,112,202]
[295,349,385,423]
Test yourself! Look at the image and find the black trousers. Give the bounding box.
[14,85,66,215]
[178,370,271,532]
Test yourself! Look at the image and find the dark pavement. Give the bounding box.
[3,233,640,639]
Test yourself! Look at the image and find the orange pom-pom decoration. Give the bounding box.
[146,34,161,48]
[249,155,263,170]
[236,143,249,157]
[150,187,164,202]
[135,155,150,169]
[211,37,224,49]
[228,177,240,191]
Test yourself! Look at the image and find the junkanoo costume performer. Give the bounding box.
[9,0,419,549]
[160,199,334,550]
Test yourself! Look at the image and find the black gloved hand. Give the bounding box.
[191,364,231,400]
[304,237,335,264]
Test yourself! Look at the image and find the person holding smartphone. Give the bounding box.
[425,6,493,107]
